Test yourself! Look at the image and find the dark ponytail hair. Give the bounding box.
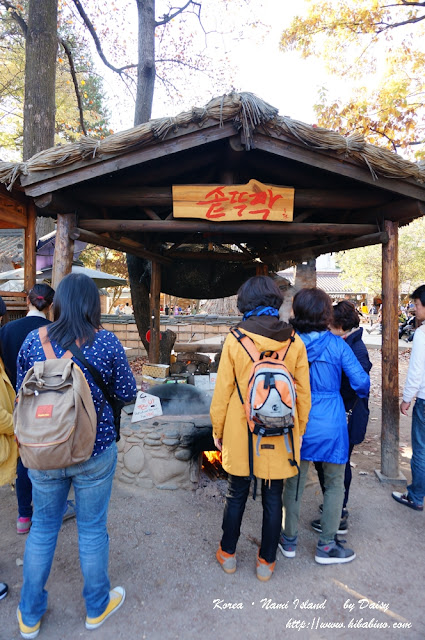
[47,273,101,348]
[28,284,55,312]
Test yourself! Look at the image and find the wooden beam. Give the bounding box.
[165,250,252,262]
[58,185,394,210]
[143,207,161,220]
[173,343,223,353]
[22,122,237,196]
[24,201,36,292]
[149,261,161,363]
[380,220,401,480]
[34,191,99,219]
[283,231,389,264]
[254,132,425,203]
[0,190,27,228]
[69,227,173,265]
[352,198,425,222]
[0,291,27,298]
[51,213,76,291]
[80,219,377,236]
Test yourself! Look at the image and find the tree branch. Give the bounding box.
[71,0,135,76]
[59,38,87,136]
[395,139,425,147]
[0,0,27,36]
[369,128,398,152]
[374,13,425,32]
[156,1,200,27]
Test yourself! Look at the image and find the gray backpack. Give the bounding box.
[14,327,97,470]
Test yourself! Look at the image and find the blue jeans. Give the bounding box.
[19,443,117,626]
[408,398,425,506]
[221,474,283,563]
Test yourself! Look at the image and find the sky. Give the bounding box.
[102,0,347,132]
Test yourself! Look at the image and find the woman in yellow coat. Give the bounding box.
[211,276,311,582]
[0,308,18,601]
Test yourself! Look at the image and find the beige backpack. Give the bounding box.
[14,327,97,470]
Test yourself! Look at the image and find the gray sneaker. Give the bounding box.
[315,538,356,565]
[278,532,297,558]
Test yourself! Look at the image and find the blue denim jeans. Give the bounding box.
[408,398,425,506]
[221,474,283,563]
[19,443,117,626]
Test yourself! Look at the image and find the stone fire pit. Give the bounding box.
[116,406,213,491]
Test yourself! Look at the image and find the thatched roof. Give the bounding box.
[1,92,424,190]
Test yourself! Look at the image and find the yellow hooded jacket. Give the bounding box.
[210,325,311,481]
[0,357,17,486]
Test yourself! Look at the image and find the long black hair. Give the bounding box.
[47,273,101,348]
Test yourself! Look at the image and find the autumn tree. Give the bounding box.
[80,245,129,309]
[337,218,425,296]
[1,0,256,354]
[70,0,253,354]
[0,2,112,158]
[280,0,425,158]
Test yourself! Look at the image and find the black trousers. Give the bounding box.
[220,474,283,563]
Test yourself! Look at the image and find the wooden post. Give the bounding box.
[377,219,405,483]
[51,213,76,292]
[256,263,268,276]
[24,201,36,292]
[149,261,161,363]
[294,259,317,289]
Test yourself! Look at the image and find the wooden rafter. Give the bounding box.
[80,219,377,236]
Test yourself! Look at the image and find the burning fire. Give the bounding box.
[203,450,222,465]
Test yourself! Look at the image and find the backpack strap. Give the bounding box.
[277,331,295,357]
[231,328,262,501]
[67,342,122,442]
[230,328,260,362]
[39,327,72,360]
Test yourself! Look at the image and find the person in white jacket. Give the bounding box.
[392,284,425,511]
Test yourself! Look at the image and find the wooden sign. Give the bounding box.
[131,391,163,422]
[173,179,294,222]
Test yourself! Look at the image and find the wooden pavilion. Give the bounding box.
[2,91,425,483]
[0,184,36,316]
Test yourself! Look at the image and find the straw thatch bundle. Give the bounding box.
[1,91,424,189]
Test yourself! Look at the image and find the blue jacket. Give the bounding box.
[341,327,372,446]
[299,330,370,464]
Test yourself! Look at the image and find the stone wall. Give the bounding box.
[116,411,212,491]
[101,314,241,357]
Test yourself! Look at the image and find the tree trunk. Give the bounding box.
[159,330,177,364]
[23,0,58,161]
[134,0,156,126]
[127,0,157,359]
[127,254,151,353]
[23,0,58,238]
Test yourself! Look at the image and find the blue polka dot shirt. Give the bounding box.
[17,329,137,457]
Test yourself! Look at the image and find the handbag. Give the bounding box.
[68,343,125,442]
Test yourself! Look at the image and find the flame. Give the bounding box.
[203,450,222,464]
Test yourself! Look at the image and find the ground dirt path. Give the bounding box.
[1,350,424,640]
